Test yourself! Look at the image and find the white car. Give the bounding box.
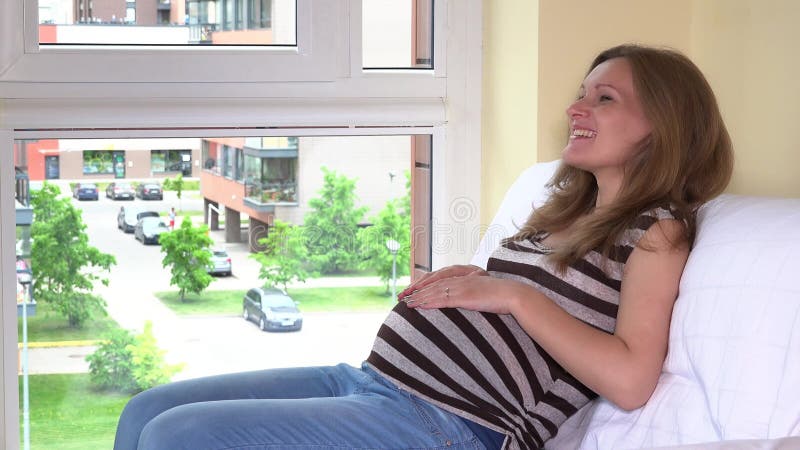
[207,249,232,276]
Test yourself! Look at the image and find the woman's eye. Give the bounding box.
[599,95,613,102]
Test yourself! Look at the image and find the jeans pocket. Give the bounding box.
[409,395,485,449]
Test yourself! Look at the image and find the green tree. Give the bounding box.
[158,217,214,302]
[250,219,310,292]
[304,167,368,273]
[30,182,116,327]
[358,172,411,292]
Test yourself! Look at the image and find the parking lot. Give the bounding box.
[31,189,394,380]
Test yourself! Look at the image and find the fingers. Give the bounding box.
[399,271,443,299]
[466,268,489,277]
[402,282,451,309]
[399,265,478,299]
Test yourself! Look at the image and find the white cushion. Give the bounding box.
[470,159,561,269]
[476,163,800,449]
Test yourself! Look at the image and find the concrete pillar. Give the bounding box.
[249,217,269,252]
[224,207,241,243]
[204,198,220,230]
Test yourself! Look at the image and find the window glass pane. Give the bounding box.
[362,0,433,69]
[16,133,425,448]
[152,150,193,175]
[151,150,166,172]
[38,0,295,45]
[82,150,116,174]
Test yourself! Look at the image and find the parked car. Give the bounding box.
[242,287,303,332]
[105,182,135,200]
[134,216,170,245]
[117,207,160,233]
[207,248,232,276]
[136,183,164,200]
[73,183,99,201]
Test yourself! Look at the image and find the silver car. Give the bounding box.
[242,287,302,332]
[106,182,135,200]
[207,249,232,276]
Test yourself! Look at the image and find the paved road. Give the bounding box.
[27,190,408,380]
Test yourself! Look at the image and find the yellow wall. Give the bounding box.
[481,0,539,225]
[690,0,800,196]
[537,0,692,164]
[481,0,800,226]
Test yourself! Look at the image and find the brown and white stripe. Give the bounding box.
[367,207,676,450]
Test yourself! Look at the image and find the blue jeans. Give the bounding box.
[114,362,490,450]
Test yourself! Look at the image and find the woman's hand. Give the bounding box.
[402,273,534,316]
[398,265,486,300]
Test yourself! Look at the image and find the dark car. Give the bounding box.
[242,287,303,332]
[106,182,135,200]
[134,216,170,245]
[73,183,99,201]
[117,207,160,233]
[136,183,163,200]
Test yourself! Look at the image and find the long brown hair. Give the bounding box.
[511,44,734,270]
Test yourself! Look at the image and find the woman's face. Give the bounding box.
[562,57,652,181]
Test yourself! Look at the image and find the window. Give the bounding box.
[2,1,335,85]
[12,132,425,448]
[82,150,115,175]
[241,136,298,204]
[0,1,481,447]
[202,140,220,174]
[222,145,236,178]
[235,147,245,181]
[151,150,192,175]
[39,0,294,46]
[244,154,297,204]
[248,0,271,29]
[363,0,433,69]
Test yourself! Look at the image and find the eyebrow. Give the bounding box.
[579,83,620,91]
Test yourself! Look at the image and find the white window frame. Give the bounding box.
[8,0,333,84]
[0,0,449,98]
[0,1,482,447]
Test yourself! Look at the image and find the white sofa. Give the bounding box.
[471,160,800,449]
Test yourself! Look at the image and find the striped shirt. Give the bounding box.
[367,207,676,449]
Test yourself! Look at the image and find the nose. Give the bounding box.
[566,98,588,118]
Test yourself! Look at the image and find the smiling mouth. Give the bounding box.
[571,129,597,138]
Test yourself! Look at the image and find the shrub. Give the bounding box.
[128,322,183,390]
[86,322,183,393]
[86,327,137,393]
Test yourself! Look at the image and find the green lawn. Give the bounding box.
[156,285,405,315]
[19,302,120,343]
[22,373,131,450]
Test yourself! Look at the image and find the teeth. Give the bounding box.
[572,129,596,138]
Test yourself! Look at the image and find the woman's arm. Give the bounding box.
[407,219,688,410]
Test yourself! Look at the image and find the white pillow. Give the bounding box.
[470,159,561,268]
[548,195,800,449]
